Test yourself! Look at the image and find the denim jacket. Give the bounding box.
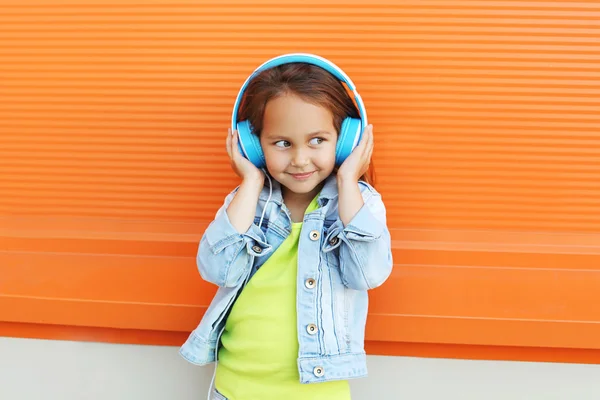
[179,174,393,384]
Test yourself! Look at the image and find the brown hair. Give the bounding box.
[237,62,375,186]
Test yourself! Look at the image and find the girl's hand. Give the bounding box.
[337,124,374,183]
[226,128,264,184]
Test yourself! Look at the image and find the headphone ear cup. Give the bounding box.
[335,117,362,166]
[236,120,266,169]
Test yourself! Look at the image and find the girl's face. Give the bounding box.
[260,93,337,201]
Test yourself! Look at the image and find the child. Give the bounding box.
[180,54,393,400]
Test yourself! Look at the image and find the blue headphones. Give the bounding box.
[231,53,368,169]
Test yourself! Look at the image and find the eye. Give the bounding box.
[274,140,291,148]
[309,137,324,146]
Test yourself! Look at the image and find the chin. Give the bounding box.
[287,185,318,195]
[281,176,326,195]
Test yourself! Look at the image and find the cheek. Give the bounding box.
[314,143,337,167]
[263,148,288,172]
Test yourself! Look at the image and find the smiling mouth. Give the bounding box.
[289,171,315,180]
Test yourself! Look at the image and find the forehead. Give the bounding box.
[262,93,334,137]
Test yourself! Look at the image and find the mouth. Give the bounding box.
[288,171,316,180]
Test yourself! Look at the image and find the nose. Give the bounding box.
[291,148,309,167]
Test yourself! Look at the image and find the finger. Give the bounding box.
[360,125,373,155]
[361,125,371,146]
[364,127,374,164]
[231,129,241,160]
[354,126,368,157]
[226,129,233,159]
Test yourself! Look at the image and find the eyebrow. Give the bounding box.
[309,130,334,136]
[265,130,334,140]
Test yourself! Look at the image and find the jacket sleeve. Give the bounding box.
[196,187,273,288]
[323,182,393,291]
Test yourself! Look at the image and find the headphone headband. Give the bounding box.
[231,53,368,134]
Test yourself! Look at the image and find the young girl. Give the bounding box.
[180,54,393,400]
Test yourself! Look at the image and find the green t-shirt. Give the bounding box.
[215,196,350,400]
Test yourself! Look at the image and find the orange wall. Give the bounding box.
[2,0,600,364]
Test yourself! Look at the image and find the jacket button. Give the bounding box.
[305,278,316,289]
[251,245,262,254]
[329,236,339,246]
[313,366,325,377]
[307,324,318,335]
[309,230,320,241]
